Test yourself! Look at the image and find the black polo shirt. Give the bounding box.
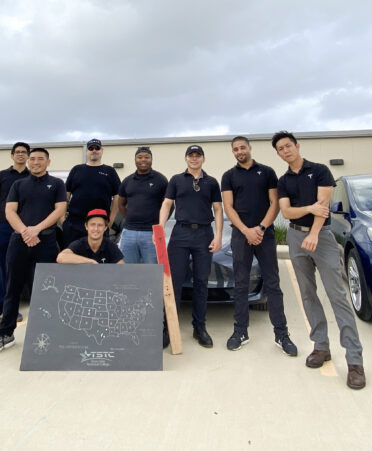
[6,173,66,228]
[0,166,29,222]
[221,161,278,227]
[119,169,168,231]
[165,170,222,225]
[277,159,335,227]
[66,164,121,219]
[68,237,123,263]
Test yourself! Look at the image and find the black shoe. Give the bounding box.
[193,327,213,348]
[0,334,15,351]
[275,335,298,357]
[227,329,249,351]
[163,329,170,349]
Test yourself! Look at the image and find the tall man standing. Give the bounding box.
[0,142,30,320]
[118,146,168,263]
[221,136,297,355]
[63,138,121,247]
[0,148,66,351]
[159,145,223,347]
[273,130,365,389]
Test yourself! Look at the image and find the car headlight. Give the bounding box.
[367,228,372,242]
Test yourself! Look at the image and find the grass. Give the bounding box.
[274,213,289,245]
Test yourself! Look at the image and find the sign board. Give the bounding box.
[20,264,163,371]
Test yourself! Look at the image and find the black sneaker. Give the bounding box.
[227,330,249,351]
[0,334,15,351]
[275,335,298,357]
[193,327,213,348]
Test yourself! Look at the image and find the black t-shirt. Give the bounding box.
[165,170,222,225]
[221,161,278,227]
[66,164,121,219]
[0,166,29,222]
[119,169,168,231]
[68,237,123,263]
[277,159,335,227]
[7,173,66,228]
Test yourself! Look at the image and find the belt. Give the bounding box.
[177,223,210,229]
[289,223,330,232]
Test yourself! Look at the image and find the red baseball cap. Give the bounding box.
[85,209,108,222]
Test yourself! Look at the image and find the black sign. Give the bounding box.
[20,264,163,371]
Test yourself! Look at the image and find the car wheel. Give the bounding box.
[347,249,372,321]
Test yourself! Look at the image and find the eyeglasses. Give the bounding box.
[88,146,101,151]
[193,178,200,192]
[14,151,28,155]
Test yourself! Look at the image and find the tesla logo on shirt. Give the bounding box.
[257,171,262,175]
[101,258,106,263]
[149,183,154,187]
[308,174,313,179]
[47,185,52,189]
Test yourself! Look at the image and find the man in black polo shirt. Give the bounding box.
[221,136,297,355]
[63,138,121,247]
[118,146,167,263]
[273,130,365,389]
[0,148,66,351]
[159,145,223,348]
[57,209,124,264]
[0,142,30,320]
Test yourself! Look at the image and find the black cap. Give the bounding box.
[87,139,102,149]
[185,145,204,156]
[135,146,152,156]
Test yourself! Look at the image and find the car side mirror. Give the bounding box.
[330,201,347,214]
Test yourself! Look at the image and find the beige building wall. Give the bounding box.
[1,131,372,183]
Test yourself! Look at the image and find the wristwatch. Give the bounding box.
[259,224,266,232]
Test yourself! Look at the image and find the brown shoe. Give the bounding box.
[347,365,366,390]
[306,349,331,368]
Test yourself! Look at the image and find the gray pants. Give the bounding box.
[287,227,363,365]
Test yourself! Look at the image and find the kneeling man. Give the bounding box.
[57,209,124,264]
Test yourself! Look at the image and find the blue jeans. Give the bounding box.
[0,222,14,311]
[119,228,157,264]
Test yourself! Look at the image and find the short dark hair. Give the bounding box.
[231,136,250,146]
[271,131,297,149]
[30,147,50,158]
[11,142,30,155]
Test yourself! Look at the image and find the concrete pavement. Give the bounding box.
[0,259,371,451]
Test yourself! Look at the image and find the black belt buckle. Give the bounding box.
[191,224,198,229]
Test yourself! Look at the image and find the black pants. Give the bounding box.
[168,223,213,329]
[0,233,58,337]
[62,217,86,249]
[231,226,288,338]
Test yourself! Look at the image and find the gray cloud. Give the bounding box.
[0,0,371,143]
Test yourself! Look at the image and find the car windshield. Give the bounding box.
[350,178,372,211]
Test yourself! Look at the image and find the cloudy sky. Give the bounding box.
[1,0,371,143]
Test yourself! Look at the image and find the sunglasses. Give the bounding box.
[88,146,101,151]
[193,178,200,192]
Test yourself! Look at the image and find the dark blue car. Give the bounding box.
[330,175,372,321]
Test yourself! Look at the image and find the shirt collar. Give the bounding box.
[285,158,312,176]
[183,169,206,178]
[235,160,259,171]
[133,169,154,179]
[30,172,49,182]
[84,237,107,252]
[9,166,29,175]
